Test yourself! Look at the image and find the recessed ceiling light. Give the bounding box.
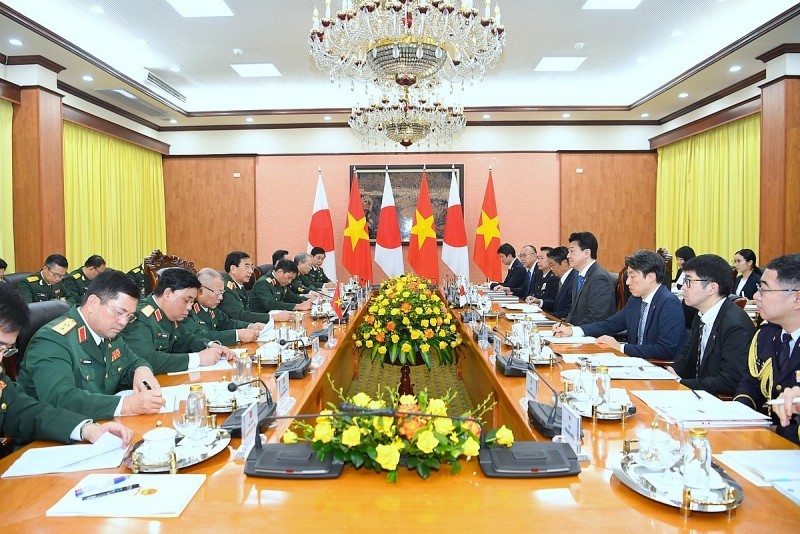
[729,65,742,72]
[323,116,332,121]
[245,117,254,123]
[233,48,243,56]
[671,30,684,38]
[582,0,643,8]
[678,92,689,98]
[534,57,586,72]
[112,89,137,99]
[8,38,23,46]
[169,119,178,124]
[482,114,491,119]
[574,42,584,50]
[640,113,649,118]
[165,0,234,17]
[562,113,571,118]
[82,75,94,82]
[169,66,181,73]
[90,5,104,14]
[230,63,282,77]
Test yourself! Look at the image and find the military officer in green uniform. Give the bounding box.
[18,271,165,420]
[220,251,291,323]
[309,246,335,288]
[185,268,265,345]
[251,259,312,313]
[64,254,106,304]
[290,252,323,297]
[121,268,233,375]
[0,283,132,445]
[17,254,73,304]
[127,262,147,297]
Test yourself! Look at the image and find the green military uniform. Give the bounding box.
[251,274,304,313]
[127,264,147,297]
[64,268,91,304]
[17,307,152,420]
[0,370,84,443]
[184,302,250,346]
[289,271,318,296]
[120,295,207,375]
[309,266,331,286]
[218,273,274,323]
[16,271,72,304]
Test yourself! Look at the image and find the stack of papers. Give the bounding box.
[713,450,800,487]
[47,474,206,517]
[2,433,126,478]
[547,336,597,344]
[488,293,518,302]
[631,390,771,428]
[168,359,232,376]
[561,354,680,380]
[499,303,541,312]
[505,312,548,321]
[117,382,228,413]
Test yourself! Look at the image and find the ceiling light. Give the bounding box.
[169,66,181,73]
[671,30,684,38]
[534,57,586,72]
[233,48,243,56]
[90,5,104,14]
[574,42,585,50]
[483,114,491,119]
[678,92,689,98]
[165,0,233,18]
[323,116,332,121]
[562,113,571,118]
[112,89,137,99]
[729,65,742,72]
[245,117,254,123]
[169,119,178,124]
[8,38,23,46]
[82,75,94,82]
[230,63,282,78]
[582,0,643,9]
[640,113,649,118]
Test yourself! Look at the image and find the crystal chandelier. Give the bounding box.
[348,88,466,147]
[309,0,506,88]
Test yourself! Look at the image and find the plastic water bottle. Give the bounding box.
[683,428,712,499]
[187,384,208,429]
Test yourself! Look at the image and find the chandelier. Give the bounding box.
[348,88,466,147]
[309,0,506,88]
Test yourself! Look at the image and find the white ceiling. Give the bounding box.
[1,0,798,130]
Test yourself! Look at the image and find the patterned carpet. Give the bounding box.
[345,356,475,415]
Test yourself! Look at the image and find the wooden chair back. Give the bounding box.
[616,266,628,310]
[143,249,197,292]
[656,247,673,287]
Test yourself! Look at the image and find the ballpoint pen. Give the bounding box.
[81,484,140,501]
[75,476,131,497]
[689,389,702,400]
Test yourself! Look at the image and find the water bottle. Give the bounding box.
[596,365,611,406]
[683,428,712,499]
[235,352,252,384]
[187,384,208,429]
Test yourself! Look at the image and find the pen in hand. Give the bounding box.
[690,389,702,400]
[81,484,140,501]
[142,381,152,391]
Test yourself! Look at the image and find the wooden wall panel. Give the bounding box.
[559,153,658,272]
[162,156,256,271]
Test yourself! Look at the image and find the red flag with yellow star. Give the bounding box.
[342,173,374,283]
[473,170,502,281]
[408,171,439,281]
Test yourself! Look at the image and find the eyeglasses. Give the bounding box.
[202,285,225,296]
[0,342,18,359]
[104,302,137,324]
[682,277,710,289]
[46,266,67,280]
[755,282,799,294]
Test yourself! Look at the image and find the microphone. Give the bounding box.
[336,402,395,417]
[220,378,277,437]
[526,366,563,438]
[491,327,529,377]
[276,339,311,379]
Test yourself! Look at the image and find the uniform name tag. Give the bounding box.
[198,321,207,326]
[157,332,169,339]
[80,358,92,366]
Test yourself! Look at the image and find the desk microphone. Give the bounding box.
[526,366,563,438]
[276,339,311,379]
[221,378,276,437]
[492,327,529,377]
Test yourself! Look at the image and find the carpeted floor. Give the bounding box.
[345,355,475,415]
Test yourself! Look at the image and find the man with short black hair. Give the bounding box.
[290,253,322,297]
[735,254,800,444]
[121,268,234,375]
[491,243,527,295]
[528,247,576,320]
[17,254,72,303]
[514,245,538,299]
[65,254,107,303]
[251,259,312,312]
[309,246,335,288]
[0,283,132,445]
[556,249,687,360]
[219,251,291,323]
[528,246,558,303]
[18,271,165,420]
[565,231,615,325]
[669,254,755,396]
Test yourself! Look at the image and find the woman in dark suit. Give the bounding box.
[733,248,761,299]
[674,246,696,290]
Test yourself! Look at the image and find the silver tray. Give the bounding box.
[563,396,636,420]
[126,428,231,473]
[529,353,563,366]
[612,453,743,513]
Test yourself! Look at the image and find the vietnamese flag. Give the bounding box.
[307,170,337,281]
[331,283,343,321]
[342,172,374,283]
[441,171,469,279]
[473,169,502,281]
[408,171,439,281]
[374,171,404,277]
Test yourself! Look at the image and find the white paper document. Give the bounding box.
[2,432,126,478]
[505,313,548,321]
[606,366,679,380]
[47,474,206,517]
[547,336,597,344]
[168,359,232,376]
[774,481,800,506]
[713,450,800,484]
[563,353,647,367]
[630,390,771,428]
[499,303,541,312]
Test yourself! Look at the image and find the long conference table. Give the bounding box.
[2,296,800,532]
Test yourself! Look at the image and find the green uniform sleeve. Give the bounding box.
[182,313,236,346]
[121,320,190,375]
[218,291,272,323]
[17,280,35,303]
[0,373,83,443]
[251,280,296,312]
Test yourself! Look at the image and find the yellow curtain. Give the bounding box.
[63,122,166,271]
[0,100,14,273]
[656,113,760,271]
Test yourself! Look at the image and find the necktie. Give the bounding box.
[98,339,107,362]
[776,333,792,375]
[577,275,585,293]
[695,323,707,377]
[637,301,648,344]
[524,270,532,296]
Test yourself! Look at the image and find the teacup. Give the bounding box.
[140,427,177,464]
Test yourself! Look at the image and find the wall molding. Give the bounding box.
[4,54,66,73]
[58,81,161,131]
[648,97,761,149]
[756,43,800,63]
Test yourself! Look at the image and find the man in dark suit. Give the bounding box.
[529,246,577,320]
[491,243,528,296]
[669,254,755,396]
[564,232,615,326]
[510,245,537,299]
[527,246,558,303]
[555,249,686,359]
[734,254,800,445]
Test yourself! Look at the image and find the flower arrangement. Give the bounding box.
[282,385,514,483]
[353,274,462,369]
